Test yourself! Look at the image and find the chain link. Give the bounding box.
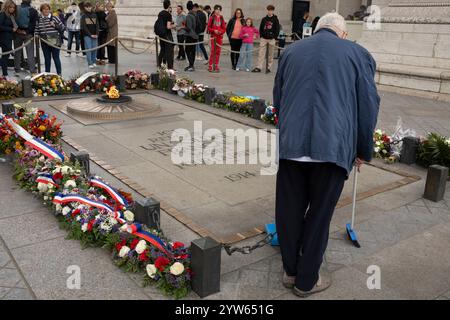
[223,232,276,256]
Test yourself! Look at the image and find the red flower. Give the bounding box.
[155,256,170,272]
[115,239,126,252]
[172,242,185,250]
[53,172,63,181]
[87,220,95,232]
[130,238,140,250]
[71,209,81,218]
[138,250,149,262]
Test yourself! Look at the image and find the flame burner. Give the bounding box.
[96,94,133,104]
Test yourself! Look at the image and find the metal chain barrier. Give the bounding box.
[38,36,117,53]
[157,35,209,46]
[223,232,276,255]
[118,39,155,55]
[0,37,35,56]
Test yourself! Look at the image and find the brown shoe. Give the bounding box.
[282,272,296,289]
[292,271,332,298]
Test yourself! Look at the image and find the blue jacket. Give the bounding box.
[273,28,380,175]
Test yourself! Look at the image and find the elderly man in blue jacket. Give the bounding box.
[274,12,380,297]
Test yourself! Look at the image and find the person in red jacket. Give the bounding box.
[207,4,226,72]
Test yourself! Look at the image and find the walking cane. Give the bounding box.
[346,168,361,248]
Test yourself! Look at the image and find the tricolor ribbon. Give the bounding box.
[90,178,128,207]
[53,194,114,214]
[1,114,64,162]
[36,175,59,188]
[113,211,127,224]
[125,223,170,255]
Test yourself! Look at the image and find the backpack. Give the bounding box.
[154,17,166,37]
[16,6,31,29]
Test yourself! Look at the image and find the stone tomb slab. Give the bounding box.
[50,93,412,241]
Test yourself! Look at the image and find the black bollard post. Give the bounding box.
[150,73,160,88]
[22,79,32,98]
[167,78,176,94]
[134,198,161,231]
[204,87,216,105]
[423,165,448,202]
[114,38,119,78]
[400,137,420,165]
[35,36,41,74]
[252,99,266,120]
[117,75,126,91]
[265,42,270,74]
[155,37,160,67]
[70,151,90,176]
[1,102,15,116]
[191,237,221,298]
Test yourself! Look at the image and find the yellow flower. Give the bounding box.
[39,125,47,131]
[5,149,12,155]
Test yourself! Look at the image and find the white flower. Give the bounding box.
[118,246,130,258]
[374,147,380,153]
[64,180,77,189]
[52,166,62,174]
[62,206,71,216]
[39,156,46,162]
[61,166,73,175]
[43,196,49,201]
[81,223,88,232]
[55,204,63,212]
[375,129,382,135]
[146,264,157,279]
[135,240,147,254]
[169,262,185,276]
[37,182,48,193]
[382,149,388,154]
[76,216,81,222]
[124,210,134,222]
[375,141,381,146]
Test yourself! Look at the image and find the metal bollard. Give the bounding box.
[150,73,160,87]
[114,38,119,78]
[70,151,90,176]
[134,198,160,231]
[22,79,32,98]
[265,42,270,73]
[155,37,160,67]
[212,38,216,71]
[423,165,448,202]
[204,87,216,105]
[252,99,266,120]
[35,36,41,74]
[400,137,420,165]
[191,237,221,298]
[1,102,15,116]
[117,75,126,91]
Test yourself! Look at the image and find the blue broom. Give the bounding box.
[346,169,361,248]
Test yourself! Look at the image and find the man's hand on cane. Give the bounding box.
[355,157,364,172]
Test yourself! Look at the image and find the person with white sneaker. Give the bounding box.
[274,13,380,298]
[80,2,99,69]
[65,2,81,57]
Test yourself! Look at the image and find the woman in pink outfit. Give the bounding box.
[236,18,259,72]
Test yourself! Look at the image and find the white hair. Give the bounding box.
[315,12,347,34]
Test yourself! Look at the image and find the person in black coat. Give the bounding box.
[226,8,244,70]
[0,0,18,77]
[95,2,107,63]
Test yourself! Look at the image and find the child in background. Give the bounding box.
[236,17,259,72]
[207,4,226,73]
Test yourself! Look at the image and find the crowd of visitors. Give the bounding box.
[0,0,117,78]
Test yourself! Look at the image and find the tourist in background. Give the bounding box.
[105,1,117,64]
[203,5,212,20]
[95,2,108,64]
[0,0,17,78]
[183,1,198,72]
[226,8,244,70]
[236,17,258,72]
[194,3,208,62]
[207,4,226,73]
[80,2,99,69]
[65,2,81,57]
[156,0,175,69]
[35,3,65,75]
[175,4,186,61]
[14,0,38,75]
[275,25,285,59]
[274,12,379,297]
[78,1,86,56]
[253,4,279,73]
[293,10,309,40]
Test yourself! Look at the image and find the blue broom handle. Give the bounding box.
[351,168,358,230]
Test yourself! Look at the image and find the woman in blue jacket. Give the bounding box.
[0,0,18,77]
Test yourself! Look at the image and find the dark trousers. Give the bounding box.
[185,36,196,68]
[41,42,62,75]
[176,34,185,59]
[107,45,116,63]
[230,38,242,69]
[158,40,174,69]
[97,30,107,60]
[0,41,12,76]
[198,34,208,60]
[275,160,346,291]
[80,31,86,56]
[67,30,80,53]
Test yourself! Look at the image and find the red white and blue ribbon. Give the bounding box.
[53,194,114,213]
[36,175,59,188]
[90,178,128,207]
[1,115,64,162]
[126,223,170,255]
[113,211,127,224]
